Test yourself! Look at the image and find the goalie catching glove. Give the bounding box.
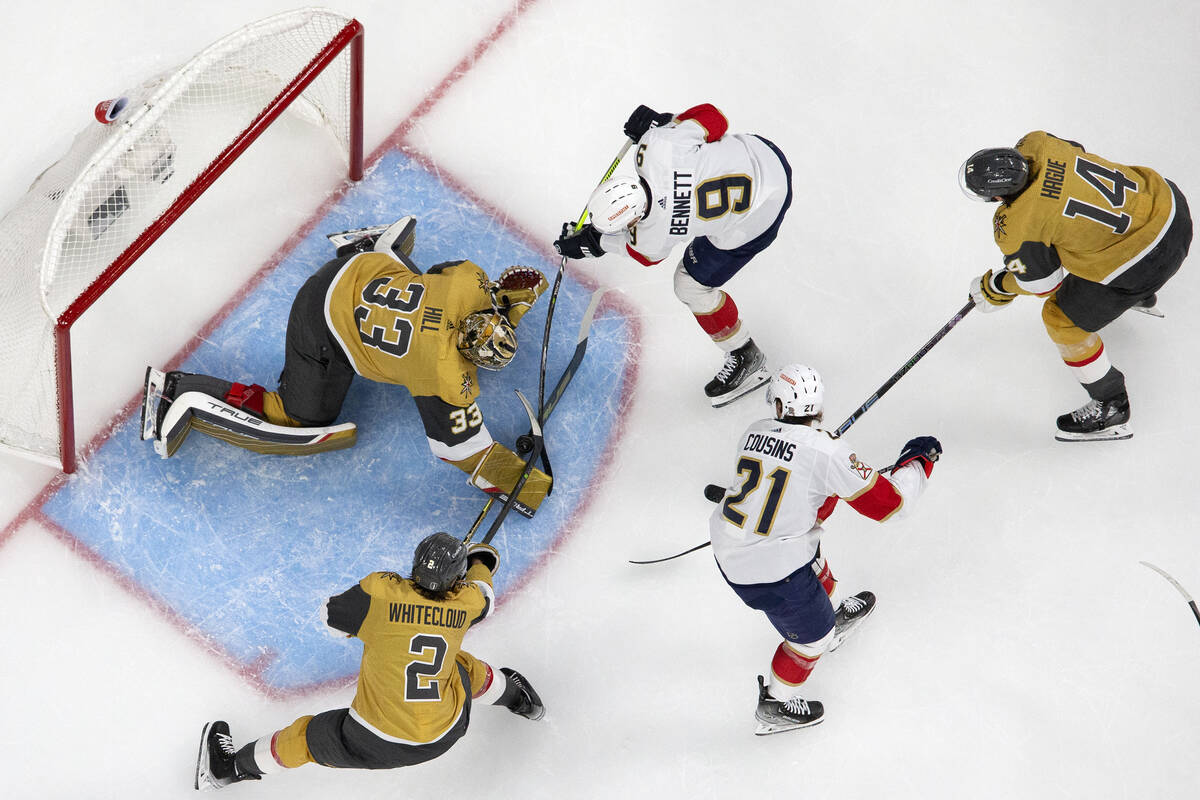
[969,268,1016,311]
[491,266,548,326]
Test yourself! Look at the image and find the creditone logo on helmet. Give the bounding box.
[959,148,1030,202]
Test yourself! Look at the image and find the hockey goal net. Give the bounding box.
[0,8,363,472]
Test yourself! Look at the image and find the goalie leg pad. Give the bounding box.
[469,443,552,516]
[156,392,356,458]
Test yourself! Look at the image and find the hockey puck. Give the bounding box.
[704,483,725,503]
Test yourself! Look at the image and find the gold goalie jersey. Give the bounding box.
[993,131,1176,294]
[325,254,494,406]
[325,564,495,744]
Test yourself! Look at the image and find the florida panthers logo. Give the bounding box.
[848,453,873,480]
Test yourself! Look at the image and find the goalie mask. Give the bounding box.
[587,177,648,234]
[768,363,824,419]
[457,311,517,370]
[411,532,468,594]
[958,147,1030,202]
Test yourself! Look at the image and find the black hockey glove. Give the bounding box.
[624,104,674,141]
[553,222,605,259]
[896,436,942,477]
[467,542,500,574]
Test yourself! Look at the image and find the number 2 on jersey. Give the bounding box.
[405,633,448,702]
[722,456,791,536]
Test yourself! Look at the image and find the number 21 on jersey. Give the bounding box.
[722,456,791,536]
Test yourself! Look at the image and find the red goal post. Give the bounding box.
[0,9,364,473]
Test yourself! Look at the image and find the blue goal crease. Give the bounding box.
[41,150,632,691]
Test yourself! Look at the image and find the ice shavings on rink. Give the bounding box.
[39,150,635,692]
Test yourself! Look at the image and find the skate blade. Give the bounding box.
[1056,424,1128,443]
[140,367,166,441]
[1054,423,1132,442]
[754,716,824,735]
[709,368,772,409]
[828,610,875,652]
[195,722,214,791]
[1131,304,1165,318]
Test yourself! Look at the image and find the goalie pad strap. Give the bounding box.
[158,392,356,457]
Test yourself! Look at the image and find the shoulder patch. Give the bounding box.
[993,212,1008,239]
[847,452,873,480]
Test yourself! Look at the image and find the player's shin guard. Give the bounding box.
[768,629,832,700]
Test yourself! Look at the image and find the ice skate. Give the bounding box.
[195,720,258,791]
[140,367,167,441]
[1130,293,1164,318]
[829,590,876,652]
[500,667,546,721]
[705,339,770,408]
[754,675,823,735]
[1054,394,1131,442]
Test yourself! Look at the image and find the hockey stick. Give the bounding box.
[832,299,975,438]
[629,463,917,564]
[517,286,609,454]
[463,390,543,546]
[1140,561,1200,628]
[527,138,635,488]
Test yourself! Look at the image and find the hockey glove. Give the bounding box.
[624,104,675,141]
[554,222,605,260]
[492,266,548,327]
[896,435,942,477]
[467,542,501,574]
[969,269,1016,312]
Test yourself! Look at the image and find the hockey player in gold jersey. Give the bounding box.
[141,216,553,514]
[961,132,1192,440]
[194,532,544,790]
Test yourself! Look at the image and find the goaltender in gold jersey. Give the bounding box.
[193,533,545,789]
[140,215,553,514]
[961,131,1192,441]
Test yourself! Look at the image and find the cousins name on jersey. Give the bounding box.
[743,431,796,462]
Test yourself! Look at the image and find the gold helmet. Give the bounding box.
[457,311,517,370]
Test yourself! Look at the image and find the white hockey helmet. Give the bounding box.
[767,363,824,418]
[587,177,648,234]
[457,311,517,370]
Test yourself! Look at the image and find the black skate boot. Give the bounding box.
[195,721,260,791]
[1054,393,1131,442]
[705,339,770,408]
[754,675,824,735]
[499,667,546,721]
[829,591,876,652]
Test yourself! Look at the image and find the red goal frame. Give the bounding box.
[52,19,364,474]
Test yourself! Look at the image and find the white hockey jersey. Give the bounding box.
[710,419,928,586]
[599,103,791,266]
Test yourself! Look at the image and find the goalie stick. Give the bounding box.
[530,139,635,490]
[1140,561,1200,628]
[463,390,543,546]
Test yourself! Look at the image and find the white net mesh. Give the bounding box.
[0,8,359,467]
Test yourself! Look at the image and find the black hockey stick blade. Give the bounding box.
[1140,561,1200,628]
[629,541,711,565]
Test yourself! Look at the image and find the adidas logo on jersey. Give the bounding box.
[657,197,667,209]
